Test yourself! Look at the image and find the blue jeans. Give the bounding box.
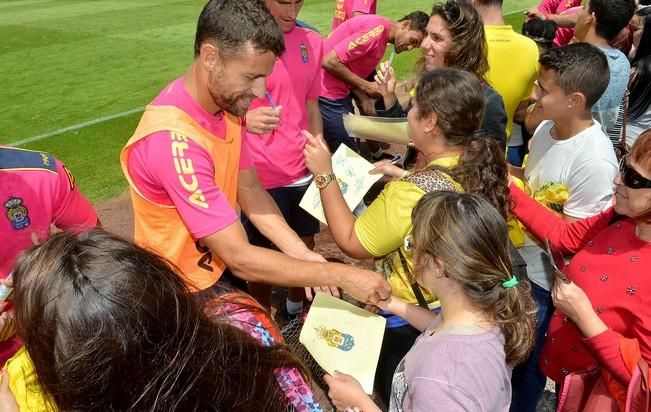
[507,144,528,167]
[319,95,356,152]
[510,282,554,412]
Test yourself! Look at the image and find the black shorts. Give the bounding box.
[242,184,320,247]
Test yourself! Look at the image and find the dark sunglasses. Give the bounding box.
[620,157,651,189]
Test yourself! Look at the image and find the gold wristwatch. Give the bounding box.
[314,173,336,189]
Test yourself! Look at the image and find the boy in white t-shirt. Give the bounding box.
[510,43,618,411]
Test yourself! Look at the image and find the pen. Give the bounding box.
[265,90,282,126]
[265,90,277,110]
[387,48,396,70]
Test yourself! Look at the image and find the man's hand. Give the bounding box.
[303,130,333,175]
[360,81,381,99]
[305,286,341,300]
[337,265,391,305]
[0,370,19,412]
[525,7,544,19]
[246,106,282,135]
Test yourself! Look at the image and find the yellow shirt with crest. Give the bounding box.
[354,157,461,306]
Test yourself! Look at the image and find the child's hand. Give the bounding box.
[324,372,370,411]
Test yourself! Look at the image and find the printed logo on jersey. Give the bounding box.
[62,165,76,190]
[40,152,51,167]
[347,24,385,51]
[334,0,345,21]
[300,43,309,63]
[170,132,209,209]
[5,197,30,230]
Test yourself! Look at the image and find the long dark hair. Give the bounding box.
[630,14,651,119]
[13,230,305,411]
[411,192,537,365]
[415,68,511,219]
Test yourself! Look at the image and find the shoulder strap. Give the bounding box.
[397,245,429,309]
[396,168,459,309]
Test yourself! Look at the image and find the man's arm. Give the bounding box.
[201,221,391,304]
[546,12,578,28]
[322,50,380,97]
[237,167,313,260]
[306,99,323,136]
[526,8,578,28]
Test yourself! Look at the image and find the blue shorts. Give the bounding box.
[242,184,320,247]
[319,95,357,152]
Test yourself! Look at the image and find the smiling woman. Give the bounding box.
[508,129,651,408]
[374,0,508,147]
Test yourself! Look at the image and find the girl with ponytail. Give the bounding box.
[325,191,537,411]
[304,67,515,401]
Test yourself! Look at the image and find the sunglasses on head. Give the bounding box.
[620,157,651,189]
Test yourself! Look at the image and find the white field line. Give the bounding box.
[9,107,144,147]
[504,7,530,15]
[8,4,532,148]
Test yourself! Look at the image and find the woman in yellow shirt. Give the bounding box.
[304,67,511,400]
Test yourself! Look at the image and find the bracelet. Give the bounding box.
[344,407,362,412]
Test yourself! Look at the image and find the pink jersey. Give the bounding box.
[551,6,583,47]
[535,0,582,46]
[127,77,254,240]
[331,0,377,31]
[0,147,97,365]
[321,15,390,100]
[0,147,97,278]
[245,27,323,189]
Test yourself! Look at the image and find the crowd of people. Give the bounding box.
[0,0,650,410]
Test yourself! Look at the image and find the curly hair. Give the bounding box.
[415,68,511,219]
[430,0,489,80]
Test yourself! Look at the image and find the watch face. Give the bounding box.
[315,175,326,187]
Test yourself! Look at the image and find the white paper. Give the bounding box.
[299,144,382,224]
[299,293,386,394]
[343,113,411,144]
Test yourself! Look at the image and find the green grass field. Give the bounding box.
[2,0,535,202]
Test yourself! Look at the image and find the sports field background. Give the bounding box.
[2,0,536,202]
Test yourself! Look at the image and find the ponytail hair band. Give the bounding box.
[502,277,519,289]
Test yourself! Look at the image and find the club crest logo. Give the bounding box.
[5,197,30,230]
[316,325,355,351]
[300,43,309,63]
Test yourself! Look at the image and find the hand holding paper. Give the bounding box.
[300,143,382,224]
[300,293,387,394]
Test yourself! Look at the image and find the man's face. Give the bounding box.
[531,68,572,122]
[208,45,277,116]
[395,27,425,53]
[574,1,592,41]
[265,0,304,32]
